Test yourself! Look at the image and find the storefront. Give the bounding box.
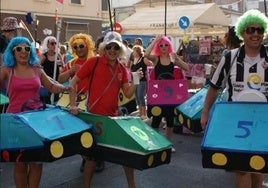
[120,3,230,38]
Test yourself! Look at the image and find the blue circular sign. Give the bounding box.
[178,16,190,30]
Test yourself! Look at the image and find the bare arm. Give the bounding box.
[58,64,80,83]
[39,68,69,94]
[0,67,9,82]
[172,53,190,72]
[144,35,162,65]
[144,57,153,66]
[68,75,80,115]
[121,82,136,99]
[200,86,219,130]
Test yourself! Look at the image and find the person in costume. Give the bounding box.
[58,33,94,96]
[39,36,64,104]
[201,9,268,188]
[58,33,105,173]
[68,31,142,188]
[0,36,70,188]
[145,35,189,153]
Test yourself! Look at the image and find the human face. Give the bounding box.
[159,43,169,54]
[104,43,121,62]
[73,43,87,58]
[242,24,264,49]
[13,44,31,63]
[48,40,57,51]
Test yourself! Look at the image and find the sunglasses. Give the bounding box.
[159,44,169,47]
[13,46,31,53]
[245,27,265,35]
[50,42,57,46]
[105,45,120,51]
[73,44,85,50]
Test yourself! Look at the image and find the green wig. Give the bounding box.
[235,9,268,40]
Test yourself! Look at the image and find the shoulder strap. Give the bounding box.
[6,68,13,95]
[88,57,99,97]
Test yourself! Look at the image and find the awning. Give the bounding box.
[120,3,231,37]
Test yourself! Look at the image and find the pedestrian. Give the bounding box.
[130,44,153,119]
[0,17,22,66]
[0,36,70,188]
[145,35,189,152]
[58,33,94,96]
[58,33,105,173]
[222,26,243,56]
[200,9,268,188]
[127,37,143,68]
[39,36,64,104]
[68,31,141,188]
[120,39,132,67]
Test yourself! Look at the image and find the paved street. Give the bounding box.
[1,118,268,188]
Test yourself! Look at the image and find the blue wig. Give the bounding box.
[3,37,39,67]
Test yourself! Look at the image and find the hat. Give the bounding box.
[1,17,21,31]
[104,31,122,47]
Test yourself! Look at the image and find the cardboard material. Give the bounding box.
[202,102,268,173]
[147,66,188,106]
[176,86,226,133]
[0,106,95,162]
[76,111,172,170]
[0,93,9,105]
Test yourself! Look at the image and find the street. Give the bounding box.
[1,119,268,188]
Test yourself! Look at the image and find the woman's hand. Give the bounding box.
[137,67,143,79]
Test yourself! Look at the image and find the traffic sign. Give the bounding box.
[178,16,190,30]
[113,22,122,33]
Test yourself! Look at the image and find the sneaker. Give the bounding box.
[171,147,176,153]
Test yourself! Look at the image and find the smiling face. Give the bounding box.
[72,39,88,59]
[241,23,264,49]
[104,42,121,62]
[13,43,31,64]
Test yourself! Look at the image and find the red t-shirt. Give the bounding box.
[61,58,90,93]
[76,56,129,116]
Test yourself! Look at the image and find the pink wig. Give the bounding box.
[152,36,174,56]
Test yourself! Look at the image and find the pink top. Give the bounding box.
[7,67,42,113]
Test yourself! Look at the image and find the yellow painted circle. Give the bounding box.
[250,155,265,170]
[178,114,184,124]
[151,106,162,116]
[161,151,167,162]
[147,155,154,167]
[174,108,177,115]
[81,132,94,148]
[187,119,191,128]
[212,153,227,166]
[50,141,64,158]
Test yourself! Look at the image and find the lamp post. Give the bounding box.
[264,0,267,17]
[108,0,113,31]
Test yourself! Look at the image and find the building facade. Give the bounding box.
[1,0,106,43]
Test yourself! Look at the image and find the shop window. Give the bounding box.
[71,0,81,4]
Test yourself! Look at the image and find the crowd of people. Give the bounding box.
[1,8,268,188]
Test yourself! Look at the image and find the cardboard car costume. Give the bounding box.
[147,66,188,120]
[176,86,226,133]
[0,106,95,162]
[202,102,268,173]
[75,110,172,170]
